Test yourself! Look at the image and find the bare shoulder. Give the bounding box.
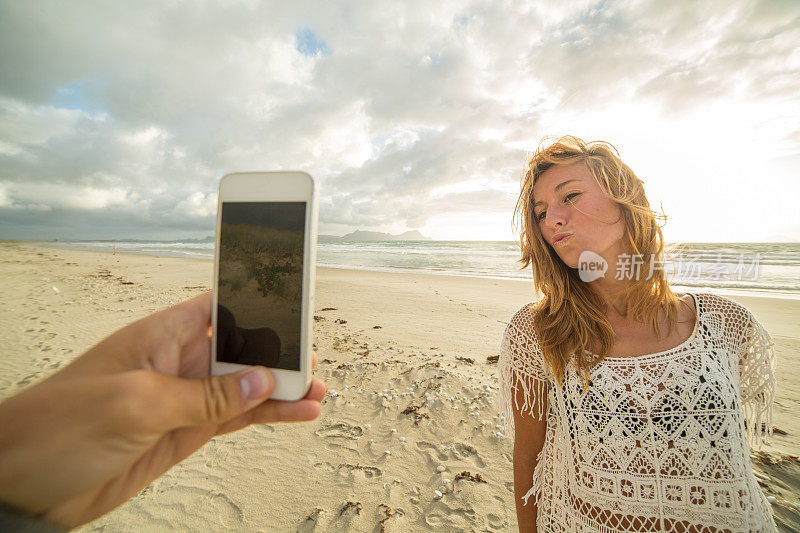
[675,293,697,321]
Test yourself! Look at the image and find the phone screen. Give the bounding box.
[216,201,306,371]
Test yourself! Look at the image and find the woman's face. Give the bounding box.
[531,161,627,270]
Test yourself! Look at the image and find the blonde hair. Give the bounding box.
[514,135,690,385]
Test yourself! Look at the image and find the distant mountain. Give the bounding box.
[319,230,431,242]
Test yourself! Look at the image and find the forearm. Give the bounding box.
[513,453,538,532]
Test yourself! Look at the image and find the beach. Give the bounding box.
[1,241,798,531]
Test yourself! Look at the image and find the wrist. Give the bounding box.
[0,392,55,521]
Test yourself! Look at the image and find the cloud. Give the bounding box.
[0,0,798,241]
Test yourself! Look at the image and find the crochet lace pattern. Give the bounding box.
[498,292,777,532]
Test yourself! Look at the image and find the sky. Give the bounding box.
[0,0,798,242]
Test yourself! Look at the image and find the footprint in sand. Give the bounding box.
[487,512,507,530]
[423,502,477,528]
[415,441,486,467]
[337,463,382,478]
[487,496,509,530]
[451,442,486,466]
[326,501,365,531]
[14,373,43,388]
[166,487,244,528]
[313,461,337,472]
[32,357,60,370]
[315,422,364,439]
[297,507,325,532]
[416,441,448,461]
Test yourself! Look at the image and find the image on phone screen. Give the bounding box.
[216,201,306,371]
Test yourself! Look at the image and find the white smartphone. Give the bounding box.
[211,171,317,401]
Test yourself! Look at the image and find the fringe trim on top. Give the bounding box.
[497,313,551,511]
[498,320,549,438]
[521,450,547,507]
[739,316,777,449]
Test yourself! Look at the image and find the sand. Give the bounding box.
[0,242,798,532]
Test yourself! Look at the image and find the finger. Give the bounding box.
[248,398,322,425]
[268,399,321,423]
[312,350,318,370]
[174,291,213,321]
[143,292,214,378]
[53,292,214,382]
[242,377,326,425]
[305,377,327,402]
[162,366,275,428]
[222,399,322,433]
[166,291,213,348]
[213,378,326,435]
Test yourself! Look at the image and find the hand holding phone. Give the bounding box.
[211,172,317,400]
[0,292,326,529]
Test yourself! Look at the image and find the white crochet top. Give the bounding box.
[498,292,777,532]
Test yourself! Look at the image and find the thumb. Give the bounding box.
[168,367,275,427]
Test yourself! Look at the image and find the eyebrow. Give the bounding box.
[533,179,581,209]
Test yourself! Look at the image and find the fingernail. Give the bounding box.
[240,368,273,400]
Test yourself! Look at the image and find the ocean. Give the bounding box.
[44,240,800,297]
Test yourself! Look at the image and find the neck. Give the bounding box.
[586,243,638,317]
[590,275,633,317]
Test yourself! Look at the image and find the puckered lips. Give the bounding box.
[551,232,573,246]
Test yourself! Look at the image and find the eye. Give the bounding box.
[535,192,580,222]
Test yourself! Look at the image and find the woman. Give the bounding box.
[498,136,776,532]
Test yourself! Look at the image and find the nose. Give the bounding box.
[544,204,567,229]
